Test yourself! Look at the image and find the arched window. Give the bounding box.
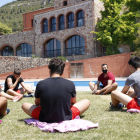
[67,13,74,28]
[16,43,32,57]
[44,39,61,58]
[65,35,85,56]
[77,10,84,27]
[50,17,56,32]
[1,46,13,56]
[59,15,65,30]
[42,19,48,33]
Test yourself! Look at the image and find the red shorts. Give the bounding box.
[127,98,140,110]
[15,89,20,94]
[31,106,80,120]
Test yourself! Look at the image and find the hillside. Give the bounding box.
[0,0,54,33]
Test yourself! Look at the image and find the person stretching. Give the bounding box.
[22,58,90,123]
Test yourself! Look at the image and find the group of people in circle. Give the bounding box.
[0,56,139,123]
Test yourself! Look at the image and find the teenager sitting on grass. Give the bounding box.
[4,68,34,98]
[111,56,140,109]
[22,58,90,123]
[89,64,118,95]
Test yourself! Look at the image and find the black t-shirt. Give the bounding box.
[4,75,24,93]
[35,77,76,123]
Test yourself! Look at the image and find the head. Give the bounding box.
[13,68,21,79]
[48,58,65,77]
[101,64,108,73]
[128,56,140,73]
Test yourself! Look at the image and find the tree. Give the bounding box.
[91,0,138,55]
[0,22,12,35]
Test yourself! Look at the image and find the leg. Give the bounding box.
[0,91,14,100]
[22,102,39,117]
[89,82,96,91]
[73,99,90,114]
[7,89,20,96]
[111,90,132,107]
[19,84,32,95]
[103,82,118,95]
[0,97,7,116]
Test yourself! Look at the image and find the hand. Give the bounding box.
[94,90,101,95]
[0,85,3,89]
[17,76,21,81]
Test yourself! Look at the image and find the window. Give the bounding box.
[50,17,56,32]
[77,10,84,27]
[1,46,13,56]
[44,39,61,58]
[16,43,32,57]
[67,13,74,28]
[65,35,85,56]
[43,19,48,33]
[59,15,65,30]
[63,1,67,6]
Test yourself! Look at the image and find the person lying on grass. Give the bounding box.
[89,64,118,95]
[4,68,34,97]
[111,56,140,110]
[22,58,90,123]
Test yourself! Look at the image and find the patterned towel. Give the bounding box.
[24,117,98,133]
[127,109,140,113]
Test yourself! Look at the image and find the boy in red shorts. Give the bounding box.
[111,56,140,110]
[22,58,90,123]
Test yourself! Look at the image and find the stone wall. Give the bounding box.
[0,30,35,55]
[34,1,94,57]
[54,0,92,8]
[0,56,49,74]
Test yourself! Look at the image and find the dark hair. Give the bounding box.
[48,58,65,75]
[128,56,140,69]
[14,68,21,75]
[101,64,108,68]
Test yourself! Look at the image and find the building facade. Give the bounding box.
[0,0,106,60]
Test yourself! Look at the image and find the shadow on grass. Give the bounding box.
[18,118,31,124]
[79,114,85,118]
[105,107,127,112]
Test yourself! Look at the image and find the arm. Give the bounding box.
[121,85,130,94]
[7,77,20,90]
[21,82,34,93]
[35,98,40,106]
[71,96,76,106]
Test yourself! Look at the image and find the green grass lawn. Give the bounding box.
[0,91,140,140]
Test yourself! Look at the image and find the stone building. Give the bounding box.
[0,0,107,60]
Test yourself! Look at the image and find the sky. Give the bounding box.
[0,0,16,7]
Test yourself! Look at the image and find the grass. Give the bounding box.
[0,91,140,140]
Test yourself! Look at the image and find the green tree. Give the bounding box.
[91,0,138,55]
[0,22,12,34]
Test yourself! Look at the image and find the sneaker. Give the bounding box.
[13,95,23,102]
[110,102,125,108]
[24,93,34,97]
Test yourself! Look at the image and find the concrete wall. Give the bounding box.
[0,52,132,80]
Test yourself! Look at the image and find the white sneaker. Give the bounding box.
[13,95,23,102]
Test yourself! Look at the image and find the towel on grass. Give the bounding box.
[24,116,98,133]
[127,109,140,113]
